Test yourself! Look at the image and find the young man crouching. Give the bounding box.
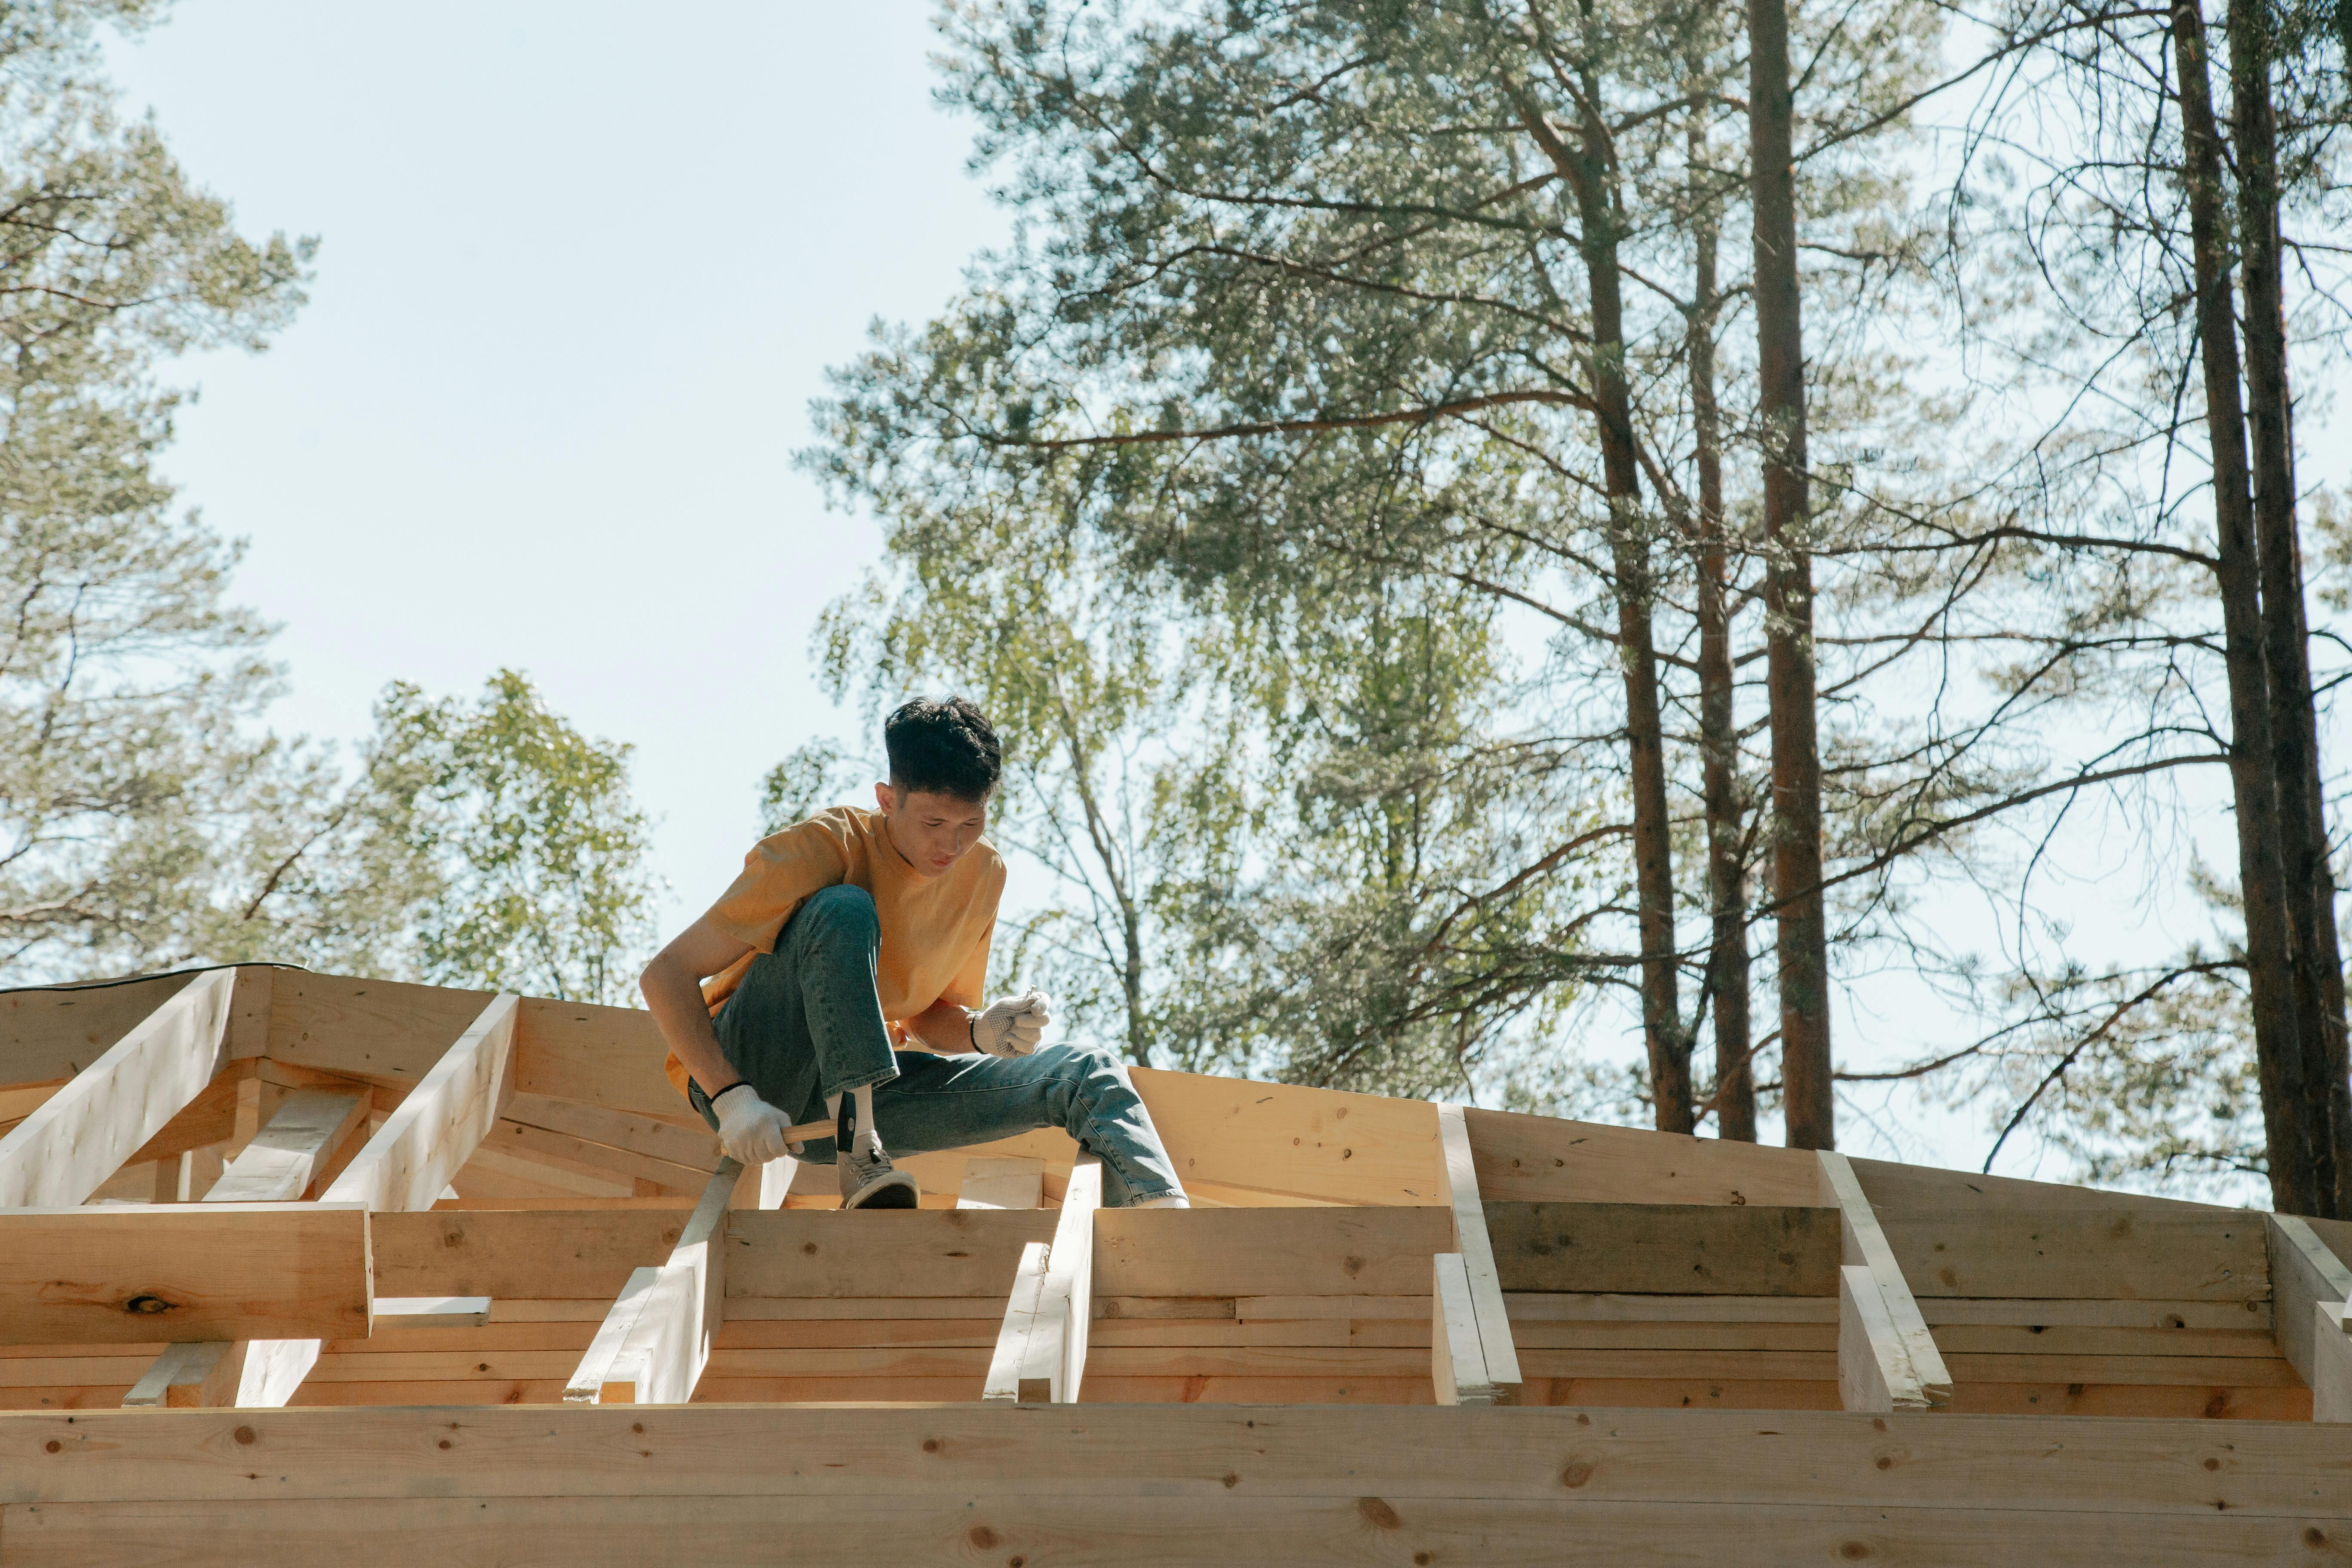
[640,696,1188,1210]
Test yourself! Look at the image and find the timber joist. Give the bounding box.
[3,966,2351,1562]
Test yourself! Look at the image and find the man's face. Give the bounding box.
[875,782,989,877]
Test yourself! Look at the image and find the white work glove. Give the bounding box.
[710,1083,792,1165]
[970,989,1052,1058]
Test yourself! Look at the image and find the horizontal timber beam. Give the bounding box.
[0,1202,371,1344]
[9,1403,2352,1522]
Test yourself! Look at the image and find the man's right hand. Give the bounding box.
[710,1083,792,1165]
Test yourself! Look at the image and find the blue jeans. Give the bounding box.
[688,884,1184,1207]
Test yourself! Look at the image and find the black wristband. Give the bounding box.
[706,1080,750,1105]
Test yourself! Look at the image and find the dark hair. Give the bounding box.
[884,696,1002,802]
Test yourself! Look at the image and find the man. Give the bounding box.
[641,695,1188,1210]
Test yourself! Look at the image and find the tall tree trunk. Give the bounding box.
[1745,0,1835,1149]
[2231,0,2351,1216]
[2174,0,2316,1214]
[1513,94,1690,1133]
[1689,131,1757,1143]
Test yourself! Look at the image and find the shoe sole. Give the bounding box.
[843,1170,922,1210]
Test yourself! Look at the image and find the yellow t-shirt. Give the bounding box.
[661,806,1005,1099]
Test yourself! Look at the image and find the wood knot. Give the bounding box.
[1221,1473,1239,1489]
[802,1242,818,1256]
[631,1424,644,1435]
[1357,1497,1402,1530]
[1560,1461,1594,1489]
[923,1439,941,1453]
[967,1526,998,1550]
[233,1426,256,1446]
[1839,1543,1874,1561]
[2202,1458,2221,1472]
[122,1294,172,1315]
[44,1439,61,1453]
[1875,1457,1894,1471]
[1415,1556,1434,1567]
[2306,1528,2328,1550]
[438,1439,453,1450]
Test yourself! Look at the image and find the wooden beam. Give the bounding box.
[0,968,236,1208]
[2264,1213,2352,1422]
[959,1155,1044,1210]
[1818,1151,1951,1407]
[16,1403,2352,1536]
[981,1240,1054,1403]
[202,1090,368,1203]
[0,1202,371,1344]
[754,1153,798,1210]
[374,1296,491,1329]
[1838,1264,1923,1411]
[2265,1213,2352,1388]
[1431,1252,1494,1405]
[120,1340,242,1410]
[564,1159,745,1405]
[320,993,519,1213]
[228,995,518,1409]
[978,1154,1106,1403]
[1435,1104,1519,1402]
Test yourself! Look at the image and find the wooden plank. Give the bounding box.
[561,1269,660,1406]
[0,1204,370,1344]
[1130,1066,1443,1205]
[457,1142,640,1199]
[15,1402,2352,1515]
[1466,1103,1827,1207]
[476,1119,704,1192]
[201,1090,367,1203]
[1431,1252,1492,1406]
[982,1240,1054,1403]
[500,1090,721,1172]
[1917,1297,2271,1330]
[1036,1154,1100,1402]
[1819,1151,1951,1406]
[0,969,235,1208]
[1095,1207,1453,1297]
[1880,1208,2268,1302]
[267,973,498,1088]
[231,995,518,1409]
[1435,1104,1519,1400]
[375,1209,692,1300]
[2266,1213,2352,1388]
[21,1494,2352,1567]
[567,1160,744,1405]
[959,1155,1044,1210]
[1480,1200,1840,1295]
[119,1341,239,1409]
[510,995,690,1124]
[1501,1292,1840,1324]
[724,1209,1060,1299]
[2315,1300,2352,1422]
[374,1296,492,1330]
[321,994,519,1213]
[1840,1264,1925,1411]
[0,971,200,1085]
[754,1153,797,1210]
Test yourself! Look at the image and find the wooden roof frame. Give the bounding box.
[5,965,2352,1561]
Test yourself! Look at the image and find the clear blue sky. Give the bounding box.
[106,1,1004,928]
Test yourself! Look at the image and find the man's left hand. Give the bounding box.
[971,989,1052,1057]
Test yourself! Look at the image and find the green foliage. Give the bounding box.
[0,0,316,975]
[0,7,662,1000]
[368,672,661,1006]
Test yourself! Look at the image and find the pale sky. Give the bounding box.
[106,1,1003,934]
